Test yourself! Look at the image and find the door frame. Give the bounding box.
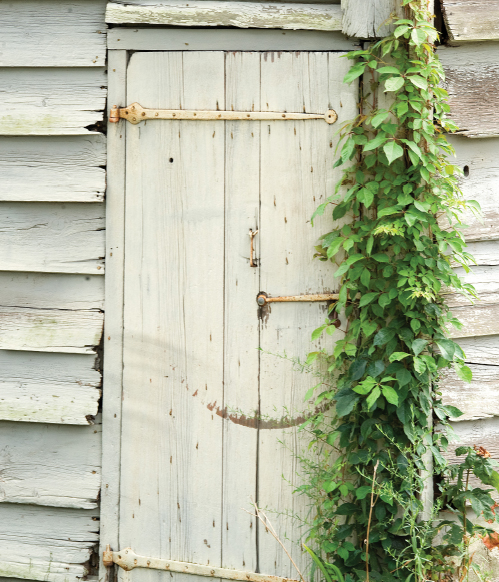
[100,30,358,582]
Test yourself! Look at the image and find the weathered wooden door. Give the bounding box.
[117,50,355,581]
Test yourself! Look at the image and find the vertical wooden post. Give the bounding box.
[99,49,127,582]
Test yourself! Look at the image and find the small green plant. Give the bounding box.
[296,1,499,581]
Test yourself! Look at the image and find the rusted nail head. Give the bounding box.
[257,295,266,306]
[142,112,145,116]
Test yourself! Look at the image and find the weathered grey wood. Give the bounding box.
[0,0,106,67]
[100,49,127,582]
[341,0,403,38]
[441,0,499,42]
[258,51,355,577]
[439,136,499,242]
[0,68,106,135]
[121,51,226,582]
[448,295,499,339]
[0,350,100,424]
[0,136,106,202]
[0,504,99,582]
[439,44,499,138]
[107,28,358,50]
[0,421,101,508]
[106,1,342,29]
[457,335,499,366]
[0,307,103,354]
[440,364,499,422]
[222,51,260,571]
[0,203,105,274]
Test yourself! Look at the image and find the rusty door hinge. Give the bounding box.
[109,103,337,125]
[103,547,298,582]
[256,292,339,306]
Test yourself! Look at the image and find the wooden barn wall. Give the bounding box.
[0,0,107,581]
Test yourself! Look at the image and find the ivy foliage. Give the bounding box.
[301,1,499,581]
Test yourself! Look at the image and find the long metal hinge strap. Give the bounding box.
[103,547,299,582]
[109,103,337,125]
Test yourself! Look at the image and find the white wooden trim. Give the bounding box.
[99,49,127,582]
[107,28,358,50]
[105,1,342,30]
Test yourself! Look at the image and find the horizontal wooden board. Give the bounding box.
[0,350,101,424]
[0,421,101,508]
[0,135,106,202]
[441,0,499,42]
[108,28,358,50]
[105,1,343,30]
[440,364,499,422]
[439,44,499,138]
[439,136,499,242]
[0,504,98,582]
[0,307,103,354]
[456,335,499,366]
[0,68,106,135]
[0,203,105,274]
[0,0,107,67]
[448,294,499,339]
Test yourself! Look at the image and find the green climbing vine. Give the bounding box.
[300,1,499,581]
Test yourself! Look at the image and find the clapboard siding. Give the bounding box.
[106,0,343,29]
[457,335,499,366]
[0,136,106,202]
[439,44,499,138]
[0,0,107,67]
[0,68,107,135]
[0,350,101,425]
[441,0,499,42]
[0,504,99,582]
[0,203,105,274]
[0,421,101,508]
[440,365,499,422]
[440,136,499,242]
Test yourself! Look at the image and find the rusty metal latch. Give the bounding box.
[109,103,337,125]
[257,292,339,306]
[103,547,299,582]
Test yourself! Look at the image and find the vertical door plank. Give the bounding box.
[258,51,354,577]
[222,51,261,571]
[121,51,225,582]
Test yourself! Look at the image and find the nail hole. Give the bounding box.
[169,158,174,163]
[463,165,470,177]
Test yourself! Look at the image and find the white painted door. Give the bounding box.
[119,50,356,582]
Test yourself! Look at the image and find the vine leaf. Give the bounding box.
[383,141,404,164]
[373,328,396,346]
[382,386,399,406]
[435,339,456,361]
[384,76,405,92]
[412,338,428,356]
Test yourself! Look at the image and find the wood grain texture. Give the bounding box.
[0,421,101,507]
[448,295,499,339]
[106,1,342,30]
[0,0,106,67]
[257,50,355,577]
[121,51,226,582]
[341,0,403,38]
[0,350,101,424]
[457,335,499,366]
[0,504,98,582]
[440,364,499,422]
[99,50,127,582]
[441,0,499,42]
[439,44,499,138]
[440,136,499,242]
[108,28,357,51]
[117,49,357,581]
[0,68,106,135]
[0,203,105,274]
[0,135,106,202]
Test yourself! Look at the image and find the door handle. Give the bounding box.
[256,292,339,306]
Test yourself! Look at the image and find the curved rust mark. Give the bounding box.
[205,401,328,430]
